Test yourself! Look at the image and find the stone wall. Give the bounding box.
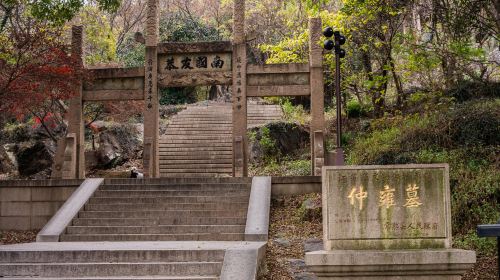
[0,180,83,230]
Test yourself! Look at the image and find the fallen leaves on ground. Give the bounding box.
[0,230,38,245]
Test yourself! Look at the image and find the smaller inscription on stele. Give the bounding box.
[323,164,451,250]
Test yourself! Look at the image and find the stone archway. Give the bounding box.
[52,0,326,179]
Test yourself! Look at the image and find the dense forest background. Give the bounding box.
[0,0,499,266]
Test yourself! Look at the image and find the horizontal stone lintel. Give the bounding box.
[247,85,310,97]
[0,180,84,187]
[83,90,145,101]
[247,63,309,74]
[86,67,145,79]
[158,41,232,54]
[158,71,232,87]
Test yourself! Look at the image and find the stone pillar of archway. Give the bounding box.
[143,0,160,178]
[309,18,326,175]
[67,25,85,179]
[232,0,248,177]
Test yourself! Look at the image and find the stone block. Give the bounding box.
[306,249,476,280]
[31,187,76,202]
[31,202,64,216]
[31,216,51,229]
[0,217,31,230]
[322,164,451,250]
[0,188,31,202]
[0,202,31,216]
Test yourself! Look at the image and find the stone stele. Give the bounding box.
[305,164,476,280]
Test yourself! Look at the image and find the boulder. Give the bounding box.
[0,145,16,174]
[249,122,309,163]
[298,197,322,222]
[96,124,142,168]
[15,140,55,177]
[304,238,323,252]
[273,238,291,248]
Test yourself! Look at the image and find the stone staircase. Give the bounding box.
[61,178,252,242]
[0,178,265,279]
[160,102,282,178]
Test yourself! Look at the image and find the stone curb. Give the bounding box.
[220,242,267,280]
[245,176,271,242]
[36,178,104,242]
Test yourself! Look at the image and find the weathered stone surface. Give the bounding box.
[249,122,309,163]
[15,141,54,177]
[299,197,322,222]
[323,164,451,250]
[304,238,323,252]
[306,249,476,280]
[274,238,291,247]
[0,145,16,174]
[96,124,142,168]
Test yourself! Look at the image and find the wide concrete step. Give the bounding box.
[159,140,232,144]
[161,135,232,140]
[79,210,247,219]
[0,277,218,280]
[158,164,233,170]
[94,189,249,197]
[84,202,248,211]
[89,196,249,204]
[160,174,231,178]
[159,151,232,157]
[158,155,232,160]
[0,249,224,263]
[0,262,221,277]
[159,169,233,174]
[60,233,245,242]
[72,217,246,226]
[159,159,232,165]
[99,184,249,191]
[66,225,245,235]
[158,147,232,152]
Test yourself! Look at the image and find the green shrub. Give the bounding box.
[446,81,500,102]
[346,100,362,118]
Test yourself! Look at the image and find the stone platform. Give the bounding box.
[306,249,476,280]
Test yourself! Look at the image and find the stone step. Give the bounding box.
[94,190,249,197]
[72,217,246,226]
[103,178,250,184]
[79,210,247,219]
[160,164,233,168]
[0,249,224,263]
[99,182,250,191]
[161,135,232,140]
[65,225,245,235]
[89,196,249,204]
[158,155,232,160]
[159,151,232,156]
[160,173,232,178]
[0,262,221,277]
[0,277,218,280]
[59,233,245,242]
[164,131,232,135]
[159,159,232,165]
[160,170,233,174]
[158,147,232,152]
[84,202,248,211]
[159,140,232,144]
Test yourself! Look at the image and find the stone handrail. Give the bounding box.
[245,176,271,241]
[36,178,104,242]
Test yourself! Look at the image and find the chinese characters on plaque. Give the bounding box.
[324,165,450,249]
[159,53,231,73]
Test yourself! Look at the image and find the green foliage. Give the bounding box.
[346,99,370,118]
[160,12,220,42]
[117,42,144,67]
[446,81,500,102]
[259,126,279,159]
[14,0,120,27]
[159,87,197,105]
[280,99,310,125]
[80,6,117,65]
[347,99,500,254]
[250,158,311,177]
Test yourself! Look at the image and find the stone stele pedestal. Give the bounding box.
[305,164,476,280]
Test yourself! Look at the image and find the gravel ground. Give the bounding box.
[261,194,498,280]
[0,230,38,245]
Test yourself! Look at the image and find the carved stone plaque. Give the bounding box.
[323,164,451,250]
